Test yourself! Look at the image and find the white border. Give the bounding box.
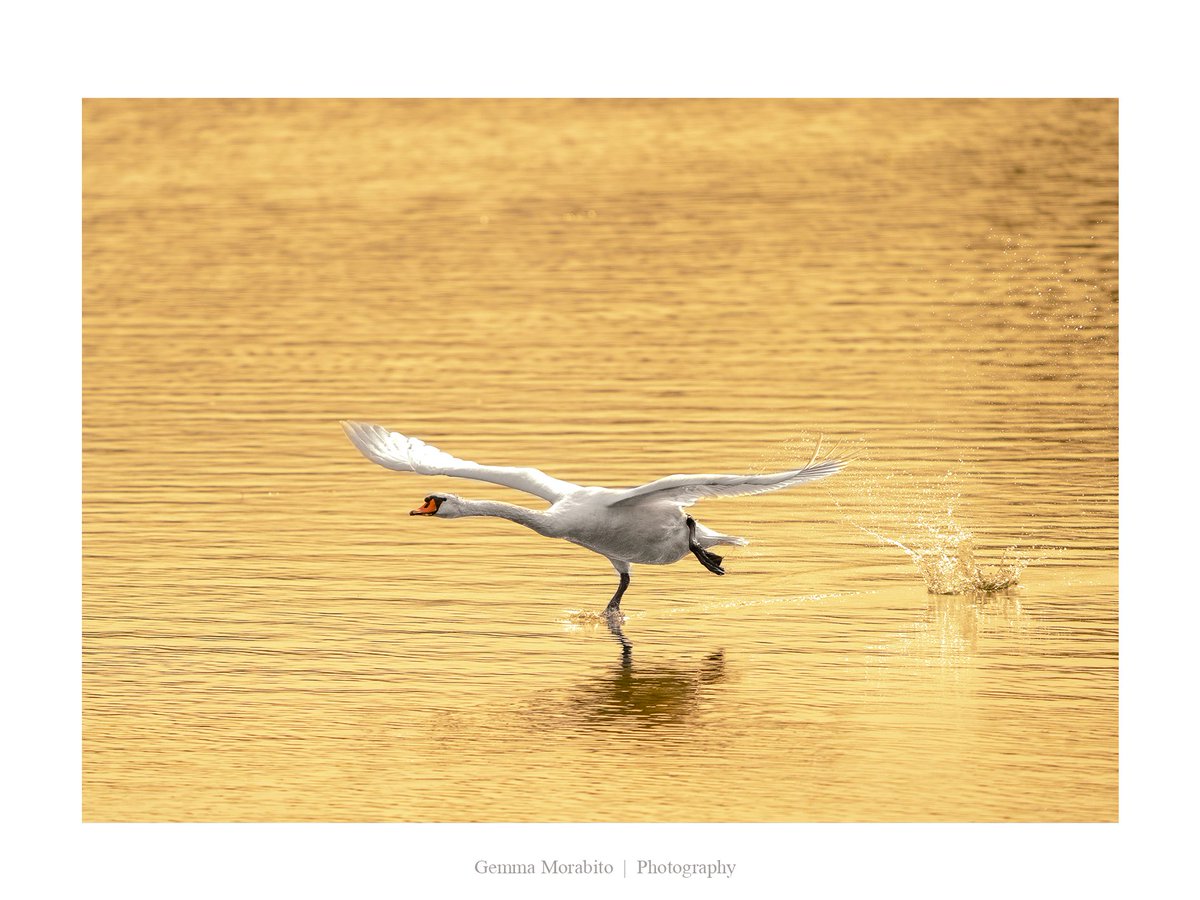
[9,0,1194,896]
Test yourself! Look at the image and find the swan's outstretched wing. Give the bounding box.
[340,421,580,503]
[609,457,848,509]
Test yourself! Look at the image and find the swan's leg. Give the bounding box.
[605,572,631,614]
[605,559,631,615]
[686,516,726,576]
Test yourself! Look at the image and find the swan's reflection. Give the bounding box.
[571,628,728,726]
[604,611,633,663]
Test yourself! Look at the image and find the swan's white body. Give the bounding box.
[340,421,849,613]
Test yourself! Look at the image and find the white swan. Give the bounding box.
[340,421,850,615]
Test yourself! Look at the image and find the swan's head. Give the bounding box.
[409,493,465,518]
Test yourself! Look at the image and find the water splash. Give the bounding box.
[832,460,1032,595]
[561,609,615,625]
[855,517,1028,595]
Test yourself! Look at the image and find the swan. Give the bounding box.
[340,421,850,615]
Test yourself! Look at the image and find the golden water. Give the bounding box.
[83,99,1118,821]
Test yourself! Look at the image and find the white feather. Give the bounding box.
[608,459,847,509]
[340,421,579,503]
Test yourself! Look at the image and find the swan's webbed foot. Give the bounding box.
[692,547,726,576]
[686,516,726,575]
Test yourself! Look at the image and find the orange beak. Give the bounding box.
[410,498,439,516]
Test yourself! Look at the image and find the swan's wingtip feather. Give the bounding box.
[340,421,407,447]
[340,419,378,436]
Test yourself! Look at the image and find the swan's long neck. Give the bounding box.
[453,499,558,537]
